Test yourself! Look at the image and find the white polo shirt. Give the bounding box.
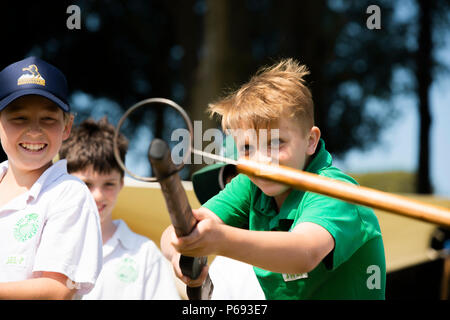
[0,160,103,295]
[80,219,180,300]
[209,256,265,300]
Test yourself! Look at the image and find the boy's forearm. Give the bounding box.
[216,225,319,274]
[0,277,75,300]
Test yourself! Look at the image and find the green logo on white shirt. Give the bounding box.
[14,213,39,242]
[115,257,138,283]
[5,255,26,266]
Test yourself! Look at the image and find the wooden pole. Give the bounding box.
[237,159,450,228]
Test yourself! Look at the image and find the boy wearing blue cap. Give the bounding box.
[0,57,102,299]
[162,58,386,299]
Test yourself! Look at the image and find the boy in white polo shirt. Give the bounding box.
[0,57,103,299]
[60,117,180,300]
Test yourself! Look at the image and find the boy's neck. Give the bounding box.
[101,219,118,245]
[273,188,292,212]
[1,161,52,189]
[303,154,313,172]
[0,163,49,208]
[273,154,313,211]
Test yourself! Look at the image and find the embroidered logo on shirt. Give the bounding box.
[5,255,26,267]
[13,213,40,242]
[282,272,308,282]
[115,257,138,283]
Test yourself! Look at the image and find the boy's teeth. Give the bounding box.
[21,143,45,150]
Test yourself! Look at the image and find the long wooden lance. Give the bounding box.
[192,149,450,228]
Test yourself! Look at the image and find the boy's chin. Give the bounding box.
[99,210,113,223]
[251,178,288,197]
[261,188,289,197]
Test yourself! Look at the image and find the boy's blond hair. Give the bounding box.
[208,58,314,134]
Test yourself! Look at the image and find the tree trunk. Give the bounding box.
[416,0,433,194]
[189,0,230,175]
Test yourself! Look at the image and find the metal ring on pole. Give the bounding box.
[113,98,194,182]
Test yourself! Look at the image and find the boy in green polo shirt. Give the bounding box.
[161,58,386,299]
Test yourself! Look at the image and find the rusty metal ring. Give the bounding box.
[113,98,193,182]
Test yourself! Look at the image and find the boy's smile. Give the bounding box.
[19,143,47,152]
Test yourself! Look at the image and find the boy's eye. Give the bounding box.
[269,139,284,153]
[269,139,281,147]
[11,116,26,122]
[42,116,57,123]
[239,144,255,156]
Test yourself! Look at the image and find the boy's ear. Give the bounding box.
[306,126,321,155]
[62,114,74,141]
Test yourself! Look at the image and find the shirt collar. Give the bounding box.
[0,159,68,204]
[304,139,332,174]
[252,138,333,229]
[111,219,136,251]
[28,160,68,201]
[279,138,333,212]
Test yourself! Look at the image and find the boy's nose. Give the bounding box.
[27,121,43,136]
[91,187,104,202]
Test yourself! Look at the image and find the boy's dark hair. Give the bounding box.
[60,117,128,177]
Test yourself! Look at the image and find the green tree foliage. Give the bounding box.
[0,0,443,187]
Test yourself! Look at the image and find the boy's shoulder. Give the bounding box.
[317,165,359,185]
[0,159,91,204]
[307,139,359,185]
[113,220,162,257]
[300,165,380,232]
[34,161,95,211]
[41,161,90,194]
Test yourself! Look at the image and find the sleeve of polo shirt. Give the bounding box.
[33,179,103,295]
[202,173,252,228]
[296,192,371,271]
[295,173,374,271]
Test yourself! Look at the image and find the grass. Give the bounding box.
[348,171,417,193]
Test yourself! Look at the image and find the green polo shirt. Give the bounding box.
[203,139,386,300]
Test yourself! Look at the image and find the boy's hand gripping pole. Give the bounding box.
[148,138,213,300]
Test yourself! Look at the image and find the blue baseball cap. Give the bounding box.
[0,56,70,112]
